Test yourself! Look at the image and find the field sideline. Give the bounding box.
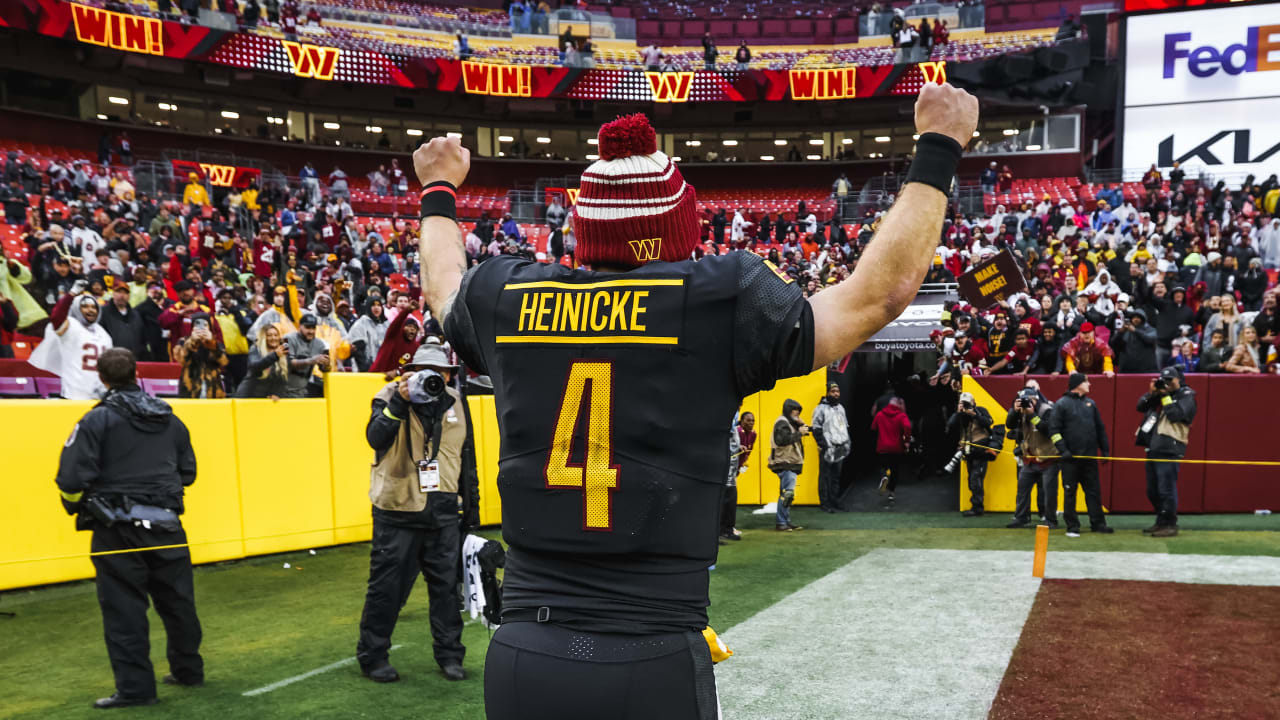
[1,510,1277,720]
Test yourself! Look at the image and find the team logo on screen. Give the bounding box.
[282,41,341,81]
[646,72,694,103]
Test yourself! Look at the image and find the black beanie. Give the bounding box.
[1068,372,1087,391]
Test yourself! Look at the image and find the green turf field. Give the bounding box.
[2,510,1276,720]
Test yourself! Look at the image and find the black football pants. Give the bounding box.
[357,517,464,670]
[1060,459,1107,532]
[719,485,737,536]
[484,622,718,720]
[91,523,204,699]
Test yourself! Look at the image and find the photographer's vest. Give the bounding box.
[768,416,805,471]
[368,383,466,512]
[961,417,991,449]
[1019,402,1057,463]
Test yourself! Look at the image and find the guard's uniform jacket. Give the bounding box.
[444,251,813,634]
[1136,385,1196,459]
[56,385,197,523]
[1048,392,1110,459]
[53,384,203,700]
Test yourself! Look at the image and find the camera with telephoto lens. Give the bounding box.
[960,399,975,411]
[943,449,965,473]
[407,369,446,404]
[1153,377,1167,391]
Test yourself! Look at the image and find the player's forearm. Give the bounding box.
[419,216,466,323]
[809,183,946,367]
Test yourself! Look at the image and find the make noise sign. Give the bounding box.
[956,249,1028,310]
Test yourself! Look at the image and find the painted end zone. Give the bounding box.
[991,579,1280,719]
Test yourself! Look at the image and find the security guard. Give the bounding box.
[1048,372,1113,537]
[1136,365,1196,537]
[54,348,203,709]
[357,341,480,683]
[1005,387,1058,529]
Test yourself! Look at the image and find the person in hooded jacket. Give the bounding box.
[371,300,422,375]
[871,397,911,502]
[54,348,203,709]
[1151,285,1194,367]
[768,399,808,532]
[348,298,389,372]
[1111,308,1158,373]
[810,383,850,513]
[30,293,114,400]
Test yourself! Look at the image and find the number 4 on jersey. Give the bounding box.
[546,361,618,531]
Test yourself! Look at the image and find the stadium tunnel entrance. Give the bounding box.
[831,352,961,513]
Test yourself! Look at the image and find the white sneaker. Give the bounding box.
[878,476,889,495]
[1065,531,1081,538]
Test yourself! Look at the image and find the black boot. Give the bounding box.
[362,661,400,683]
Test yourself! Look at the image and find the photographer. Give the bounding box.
[1048,373,1113,537]
[357,342,480,684]
[1111,308,1158,373]
[54,348,204,708]
[177,315,228,398]
[946,391,998,517]
[1005,387,1058,529]
[1136,366,1196,537]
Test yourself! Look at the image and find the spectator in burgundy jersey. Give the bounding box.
[160,280,221,362]
[370,300,422,376]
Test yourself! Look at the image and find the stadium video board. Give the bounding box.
[1122,3,1280,177]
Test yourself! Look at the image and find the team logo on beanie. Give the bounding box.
[575,114,698,268]
[628,237,662,262]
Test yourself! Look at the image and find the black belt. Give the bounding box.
[502,606,577,624]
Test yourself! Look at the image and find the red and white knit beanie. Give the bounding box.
[575,114,699,268]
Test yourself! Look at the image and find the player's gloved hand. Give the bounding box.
[914,82,979,150]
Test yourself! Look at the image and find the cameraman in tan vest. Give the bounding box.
[356,341,480,684]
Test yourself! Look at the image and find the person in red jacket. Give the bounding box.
[871,397,912,501]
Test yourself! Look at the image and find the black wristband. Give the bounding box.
[419,181,457,221]
[905,133,963,196]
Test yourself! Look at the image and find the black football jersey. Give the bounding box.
[444,252,813,633]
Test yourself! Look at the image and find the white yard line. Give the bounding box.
[716,549,1041,720]
[241,644,404,697]
[715,548,1280,720]
[1043,550,1280,586]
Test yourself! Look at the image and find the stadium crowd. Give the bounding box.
[1,141,1277,402]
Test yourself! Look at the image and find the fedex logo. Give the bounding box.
[1162,26,1280,78]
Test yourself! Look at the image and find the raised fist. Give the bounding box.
[412,136,471,189]
[914,82,980,150]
